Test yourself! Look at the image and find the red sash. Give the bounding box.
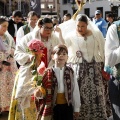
[41,47,48,68]
[14,37,16,43]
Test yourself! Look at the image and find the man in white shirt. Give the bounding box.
[16,11,39,68]
[16,11,39,45]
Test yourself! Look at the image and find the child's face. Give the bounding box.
[52,50,68,66]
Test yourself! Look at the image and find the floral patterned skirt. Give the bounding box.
[8,71,37,120]
[0,58,17,112]
[68,59,112,120]
[0,71,14,112]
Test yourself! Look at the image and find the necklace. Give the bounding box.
[77,30,92,41]
[81,34,87,41]
[84,35,87,41]
[76,32,86,58]
[41,37,48,42]
[42,39,48,42]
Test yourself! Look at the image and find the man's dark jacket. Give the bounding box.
[8,19,24,38]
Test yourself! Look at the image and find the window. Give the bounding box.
[43,0,54,1]
[63,10,68,15]
[63,0,67,4]
[96,7,103,17]
[49,0,54,2]
[68,0,70,3]
[41,4,45,9]
[68,0,76,4]
[57,0,60,4]
[48,4,54,8]
[84,8,90,17]
[111,6,118,20]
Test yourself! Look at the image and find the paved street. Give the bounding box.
[0,111,114,120]
[0,112,8,120]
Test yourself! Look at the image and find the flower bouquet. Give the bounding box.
[27,39,46,98]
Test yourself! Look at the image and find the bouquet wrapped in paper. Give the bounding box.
[27,39,47,98]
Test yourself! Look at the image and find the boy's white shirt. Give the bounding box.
[53,66,81,112]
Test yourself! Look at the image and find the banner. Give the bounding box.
[30,0,41,17]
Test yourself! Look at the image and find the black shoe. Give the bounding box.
[0,112,3,116]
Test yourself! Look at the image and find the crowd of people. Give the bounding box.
[0,9,120,120]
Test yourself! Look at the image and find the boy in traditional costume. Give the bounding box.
[35,44,81,120]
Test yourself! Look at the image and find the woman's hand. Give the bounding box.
[27,55,34,63]
[34,88,42,99]
[0,52,5,62]
[10,48,14,56]
[34,86,46,99]
[73,112,80,119]
[54,25,61,33]
[54,25,65,44]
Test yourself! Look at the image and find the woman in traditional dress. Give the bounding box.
[8,17,64,120]
[63,14,112,119]
[0,18,17,114]
[105,20,120,120]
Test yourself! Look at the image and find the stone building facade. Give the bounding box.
[0,0,59,18]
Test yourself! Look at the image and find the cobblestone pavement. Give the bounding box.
[0,111,8,120]
[0,111,113,120]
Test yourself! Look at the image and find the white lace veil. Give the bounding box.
[58,14,102,40]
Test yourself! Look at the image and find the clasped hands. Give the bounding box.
[74,112,80,119]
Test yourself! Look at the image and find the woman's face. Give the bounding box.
[76,21,87,35]
[40,23,53,37]
[0,21,8,36]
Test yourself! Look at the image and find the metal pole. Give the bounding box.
[9,0,11,15]
[50,6,52,18]
[40,0,41,17]
[4,2,5,16]
[18,0,21,11]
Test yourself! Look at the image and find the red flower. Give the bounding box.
[27,39,44,53]
[37,61,46,75]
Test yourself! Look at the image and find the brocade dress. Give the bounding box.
[65,31,112,120]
